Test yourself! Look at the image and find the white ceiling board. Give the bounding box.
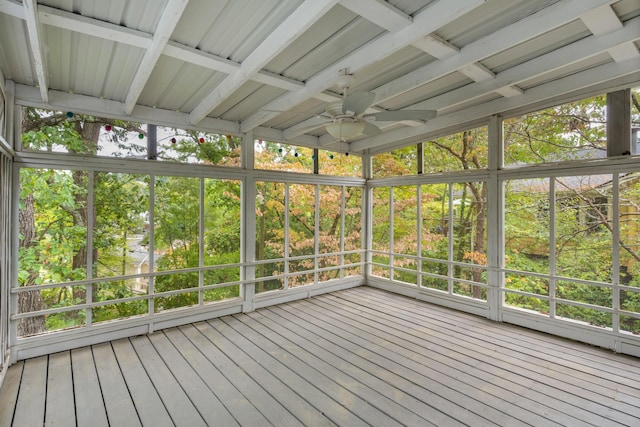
[123,0,189,114]
[190,0,340,124]
[370,0,619,108]
[267,6,382,80]
[240,0,488,132]
[352,58,640,153]
[2,0,639,155]
[481,20,590,74]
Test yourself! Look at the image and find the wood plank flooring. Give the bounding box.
[1,286,639,426]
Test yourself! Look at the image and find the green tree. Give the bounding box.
[19,109,145,334]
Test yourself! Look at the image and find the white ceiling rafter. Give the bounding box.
[408,17,640,112]
[338,0,411,32]
[459,62,495,82]
[411,34,459,59]
[412,31,523,98]
[243,0,616,135]
[350,58,640,153]
[0,0,24,19]
[370,0,617,108]
[38,5,151,49]
[124,0,190,114]
[3,1,342,115]
[579,4,638,64]
[2,0,638,157]
[22,0,48,103]
[240,0,487,133]
[608,42,640,63]
[15,84,242,135]
[35,5,322,97]
[580,4,623,36]
[281,0,618,141]
[15,82,321,147]
[189,0,341,125]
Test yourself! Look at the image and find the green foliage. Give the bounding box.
[504,95,607,164]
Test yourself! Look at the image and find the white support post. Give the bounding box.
[389,186,395,282]
[447,184,454,294]
[549,178,556,320]
[147,175,156,332]
[9,160,19,362]
[363,153,373,279]
[487,115,503,321]
[242,131,256,313]
[314,184,320,284]
[7,81,17,152]
[340,186,345,279]
[8,84,18,362]
[416,184,423,286]
[284,184,290,290]
[86,172,94,327]
[198,177,205,306]
[612,174,620,334]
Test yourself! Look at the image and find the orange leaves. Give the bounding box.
[464,251,487,265]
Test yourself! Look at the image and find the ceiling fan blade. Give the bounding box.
[342,91,375,115]
[362,121,382,136]
[364,109,437,121]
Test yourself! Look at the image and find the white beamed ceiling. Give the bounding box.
[0,0,638,154]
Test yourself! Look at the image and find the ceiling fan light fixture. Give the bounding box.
[326,121,364,140]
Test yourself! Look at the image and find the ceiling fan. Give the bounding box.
[317,69,437,141]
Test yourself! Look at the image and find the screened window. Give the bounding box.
[16,166,242,336]
[504,95,607,166]
[423,127,488,173]
[255,140,313,173]
[255,181,363,294]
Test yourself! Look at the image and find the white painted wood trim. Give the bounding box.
[123,0,190,114]
[190,0,341,124]
[22,0,48,103]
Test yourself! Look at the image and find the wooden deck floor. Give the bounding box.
[1,286,640,426]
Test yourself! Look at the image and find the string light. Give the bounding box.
[138,133,144,139]
[104,124,112,132]
[199,137,205,144]
[171,137,177,144]
[66,111,74,118]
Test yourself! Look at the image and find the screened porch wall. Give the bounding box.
[7,89,640,363]
[366,91,640,357]
[10,147,366,361]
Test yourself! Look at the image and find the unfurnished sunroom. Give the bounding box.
[0,0,640,425]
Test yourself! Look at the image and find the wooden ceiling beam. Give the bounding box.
[350,58,640,153]
[22,0,48,103]
[371,0,618,107]
[123,0,190,114]
[189,0,341,125]
[580,4,623,36]
[282,0,621,141]
[407,16,640,112]
[338,0,411,32]
[240,0,487,133]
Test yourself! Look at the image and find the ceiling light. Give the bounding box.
[326,121,365,140]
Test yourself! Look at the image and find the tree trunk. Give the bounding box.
[18,194,47,336]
